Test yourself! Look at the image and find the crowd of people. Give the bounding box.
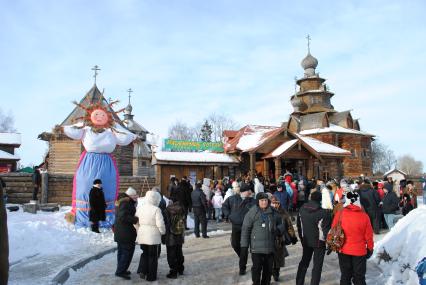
[84,171,420,284]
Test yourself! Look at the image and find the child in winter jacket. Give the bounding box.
[211,190,224,222]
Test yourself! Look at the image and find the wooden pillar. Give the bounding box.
[274,158,281,180]
[41,172,49,204]
[249,152,256,179]
[263,159,269,179]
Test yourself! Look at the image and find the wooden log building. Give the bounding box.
[223,50,374,180]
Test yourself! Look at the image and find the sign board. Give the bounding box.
[164,139,224,152]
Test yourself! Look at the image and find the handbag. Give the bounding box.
[326,210,345,252]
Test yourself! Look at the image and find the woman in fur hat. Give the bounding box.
[270,195,298,282]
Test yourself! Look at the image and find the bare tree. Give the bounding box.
[397,154,423,176]
[167,121,195,140]
[0,108,16,132]
[371,140,396,175]
[206,113,240,142]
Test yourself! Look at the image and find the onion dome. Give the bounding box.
[301,53,318,70]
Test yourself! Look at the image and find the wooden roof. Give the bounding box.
[329,111,353,128]
[299,112,329,131]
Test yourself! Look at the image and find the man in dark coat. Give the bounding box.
[114,188,139,280]
[191,181,208,238]
[241,192,282,285]
[89,179,106,233]
[31,166,42,201]
[179,177,193,230]
[359,182,380,234]
[164,198,186,279]
[0,178,9,285]
[296,191,331,285]
[222,183,255,275]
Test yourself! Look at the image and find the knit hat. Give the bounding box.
[344,191,361,208]
[310,191,322,203]
[93,179,102,185]
[125,187,137,197]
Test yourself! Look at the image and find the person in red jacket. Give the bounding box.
[332,191,374,285]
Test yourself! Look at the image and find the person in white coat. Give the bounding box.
[135,190,166,282]
[254,178,264,196]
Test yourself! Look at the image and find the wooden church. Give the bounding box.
[223,44,374,180]
[38,84,151,176]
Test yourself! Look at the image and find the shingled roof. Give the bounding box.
[299,112,329,131]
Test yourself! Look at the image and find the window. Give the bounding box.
[311,96,322,104]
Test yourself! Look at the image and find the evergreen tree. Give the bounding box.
[200,120,212,142]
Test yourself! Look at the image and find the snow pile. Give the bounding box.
[7,206,114,264]
[373,205,426,285]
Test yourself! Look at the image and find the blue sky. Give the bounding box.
[1,0,425,168]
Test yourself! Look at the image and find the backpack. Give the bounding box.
[170,213,185,235]
[326,210,345,252]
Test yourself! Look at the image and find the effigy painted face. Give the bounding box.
[90,109,109,126]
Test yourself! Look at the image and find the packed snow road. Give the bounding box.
[66,230,383,285]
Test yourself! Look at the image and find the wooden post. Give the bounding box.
[274,158,281,180]
[0,180,9,285]
[41,172,49,204]
[263,159,269,179]
[249,152,256,179]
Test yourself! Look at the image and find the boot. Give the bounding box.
[166,270,178,279]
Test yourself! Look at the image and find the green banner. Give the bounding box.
[164,139,224,152]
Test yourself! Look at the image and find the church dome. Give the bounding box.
[301,53,318,70]
[125,103,133,114]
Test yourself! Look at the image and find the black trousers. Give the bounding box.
[91,222,100,233]
[296,245,326,285]
[231,225,248,271]
[115,242,135,274]
[251,253,274,285]
[137,244,159,281]
[193,207,207,237]
[166,245,184,273]
[338,253,367,285]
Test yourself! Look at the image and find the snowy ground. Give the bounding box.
[66,230,386,285]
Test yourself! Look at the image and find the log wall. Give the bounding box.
[0,173,156,205]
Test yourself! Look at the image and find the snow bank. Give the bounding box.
[7,206,114,264]
[373,205,426,285]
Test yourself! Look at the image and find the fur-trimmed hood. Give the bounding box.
[145,190,161,207]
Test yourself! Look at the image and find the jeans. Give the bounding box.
[384,214,395,229]
[214,208,222,222]
[116,242,135,274]
[193,207,207,237]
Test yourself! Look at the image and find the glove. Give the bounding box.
[366,249,373,259]
[291,236,298,245]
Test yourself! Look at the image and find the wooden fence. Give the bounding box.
[0,173,157,205]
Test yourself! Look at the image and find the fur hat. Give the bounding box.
[344,191,361,208]
[256,192,269,201]
[125,187,137,197]
[93,179,102,185]
[310,191,322,203]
